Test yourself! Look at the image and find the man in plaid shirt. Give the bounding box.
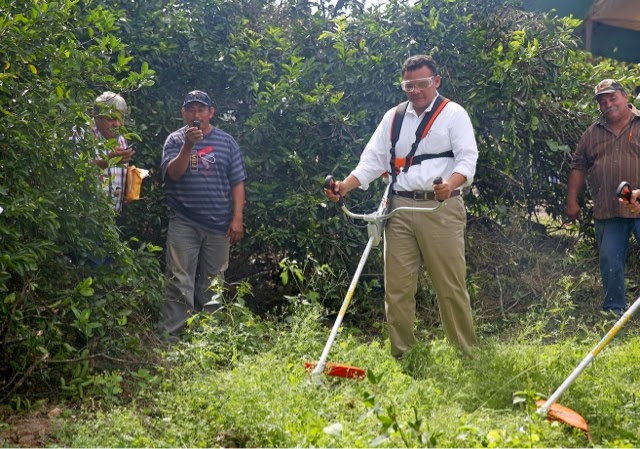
[90,91,135,212]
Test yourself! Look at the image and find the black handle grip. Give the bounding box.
[324,175,340,196]
[324,174,343,205]
[616,181,637,203]
[324,175,335,191]
[433,176,443,202]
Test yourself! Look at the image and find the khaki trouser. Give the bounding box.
[384,194,476,357]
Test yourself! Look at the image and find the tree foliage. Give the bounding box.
[118,0,638,269]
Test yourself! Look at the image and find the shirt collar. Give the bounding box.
[406,92,440,117]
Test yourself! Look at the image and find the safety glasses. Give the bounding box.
[400,76,436,92]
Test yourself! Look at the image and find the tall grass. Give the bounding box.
[56,297,640,448]
[49,219,640,447]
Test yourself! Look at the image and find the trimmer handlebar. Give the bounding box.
[323,174,444,224]
[325,175,441,191]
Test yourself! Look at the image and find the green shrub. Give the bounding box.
[0,0,160,400]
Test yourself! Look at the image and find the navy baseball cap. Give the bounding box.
[182,90,213,108]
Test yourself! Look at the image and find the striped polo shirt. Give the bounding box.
[571,104,640,219]
[161,126,247,233]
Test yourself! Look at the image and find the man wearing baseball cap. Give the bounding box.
[566,79,640,315]
[160,90,247,339]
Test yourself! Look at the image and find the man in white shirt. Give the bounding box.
[325,55,478,357]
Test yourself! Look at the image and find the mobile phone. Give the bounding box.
[125,143,136,151]
[192,120,201,129]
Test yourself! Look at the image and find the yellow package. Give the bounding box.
[125,165,149,202]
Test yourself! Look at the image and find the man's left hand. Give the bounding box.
[621,189,640,214]
[227,218,244,245]
[109,145,135,164]
[433,178,452,201]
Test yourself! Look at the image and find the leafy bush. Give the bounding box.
[0,0,161,400]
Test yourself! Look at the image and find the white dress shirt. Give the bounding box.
[351,93,478,192]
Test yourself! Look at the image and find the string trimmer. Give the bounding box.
[305,175,444,380]
[536,181,640,437]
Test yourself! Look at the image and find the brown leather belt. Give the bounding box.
[392,189,460,201]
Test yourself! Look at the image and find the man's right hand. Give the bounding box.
[109,146,135,164]
[184,125,203,147]
[565,202,581,222]
[324,175,361,202]
[324,180,342,203]
[565,169,586,223]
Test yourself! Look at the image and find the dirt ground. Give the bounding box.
[0,407,61,448]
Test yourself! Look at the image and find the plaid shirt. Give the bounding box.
[92,127,128,212]
[72,126,128,212]
[571,104,640,219]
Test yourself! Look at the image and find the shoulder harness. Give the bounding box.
[388,96,452,185]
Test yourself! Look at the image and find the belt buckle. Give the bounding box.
[413,191,428,201]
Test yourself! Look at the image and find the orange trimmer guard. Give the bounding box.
[304,361,366,379]
[536,400,590,439]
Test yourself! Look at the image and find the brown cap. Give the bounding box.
[594,79,625,98]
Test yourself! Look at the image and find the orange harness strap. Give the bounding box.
[388,97,451,176]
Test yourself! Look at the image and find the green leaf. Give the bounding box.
[80,288,94,297]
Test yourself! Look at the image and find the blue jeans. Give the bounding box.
[594,217,640,313]
[161,215,230,335]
